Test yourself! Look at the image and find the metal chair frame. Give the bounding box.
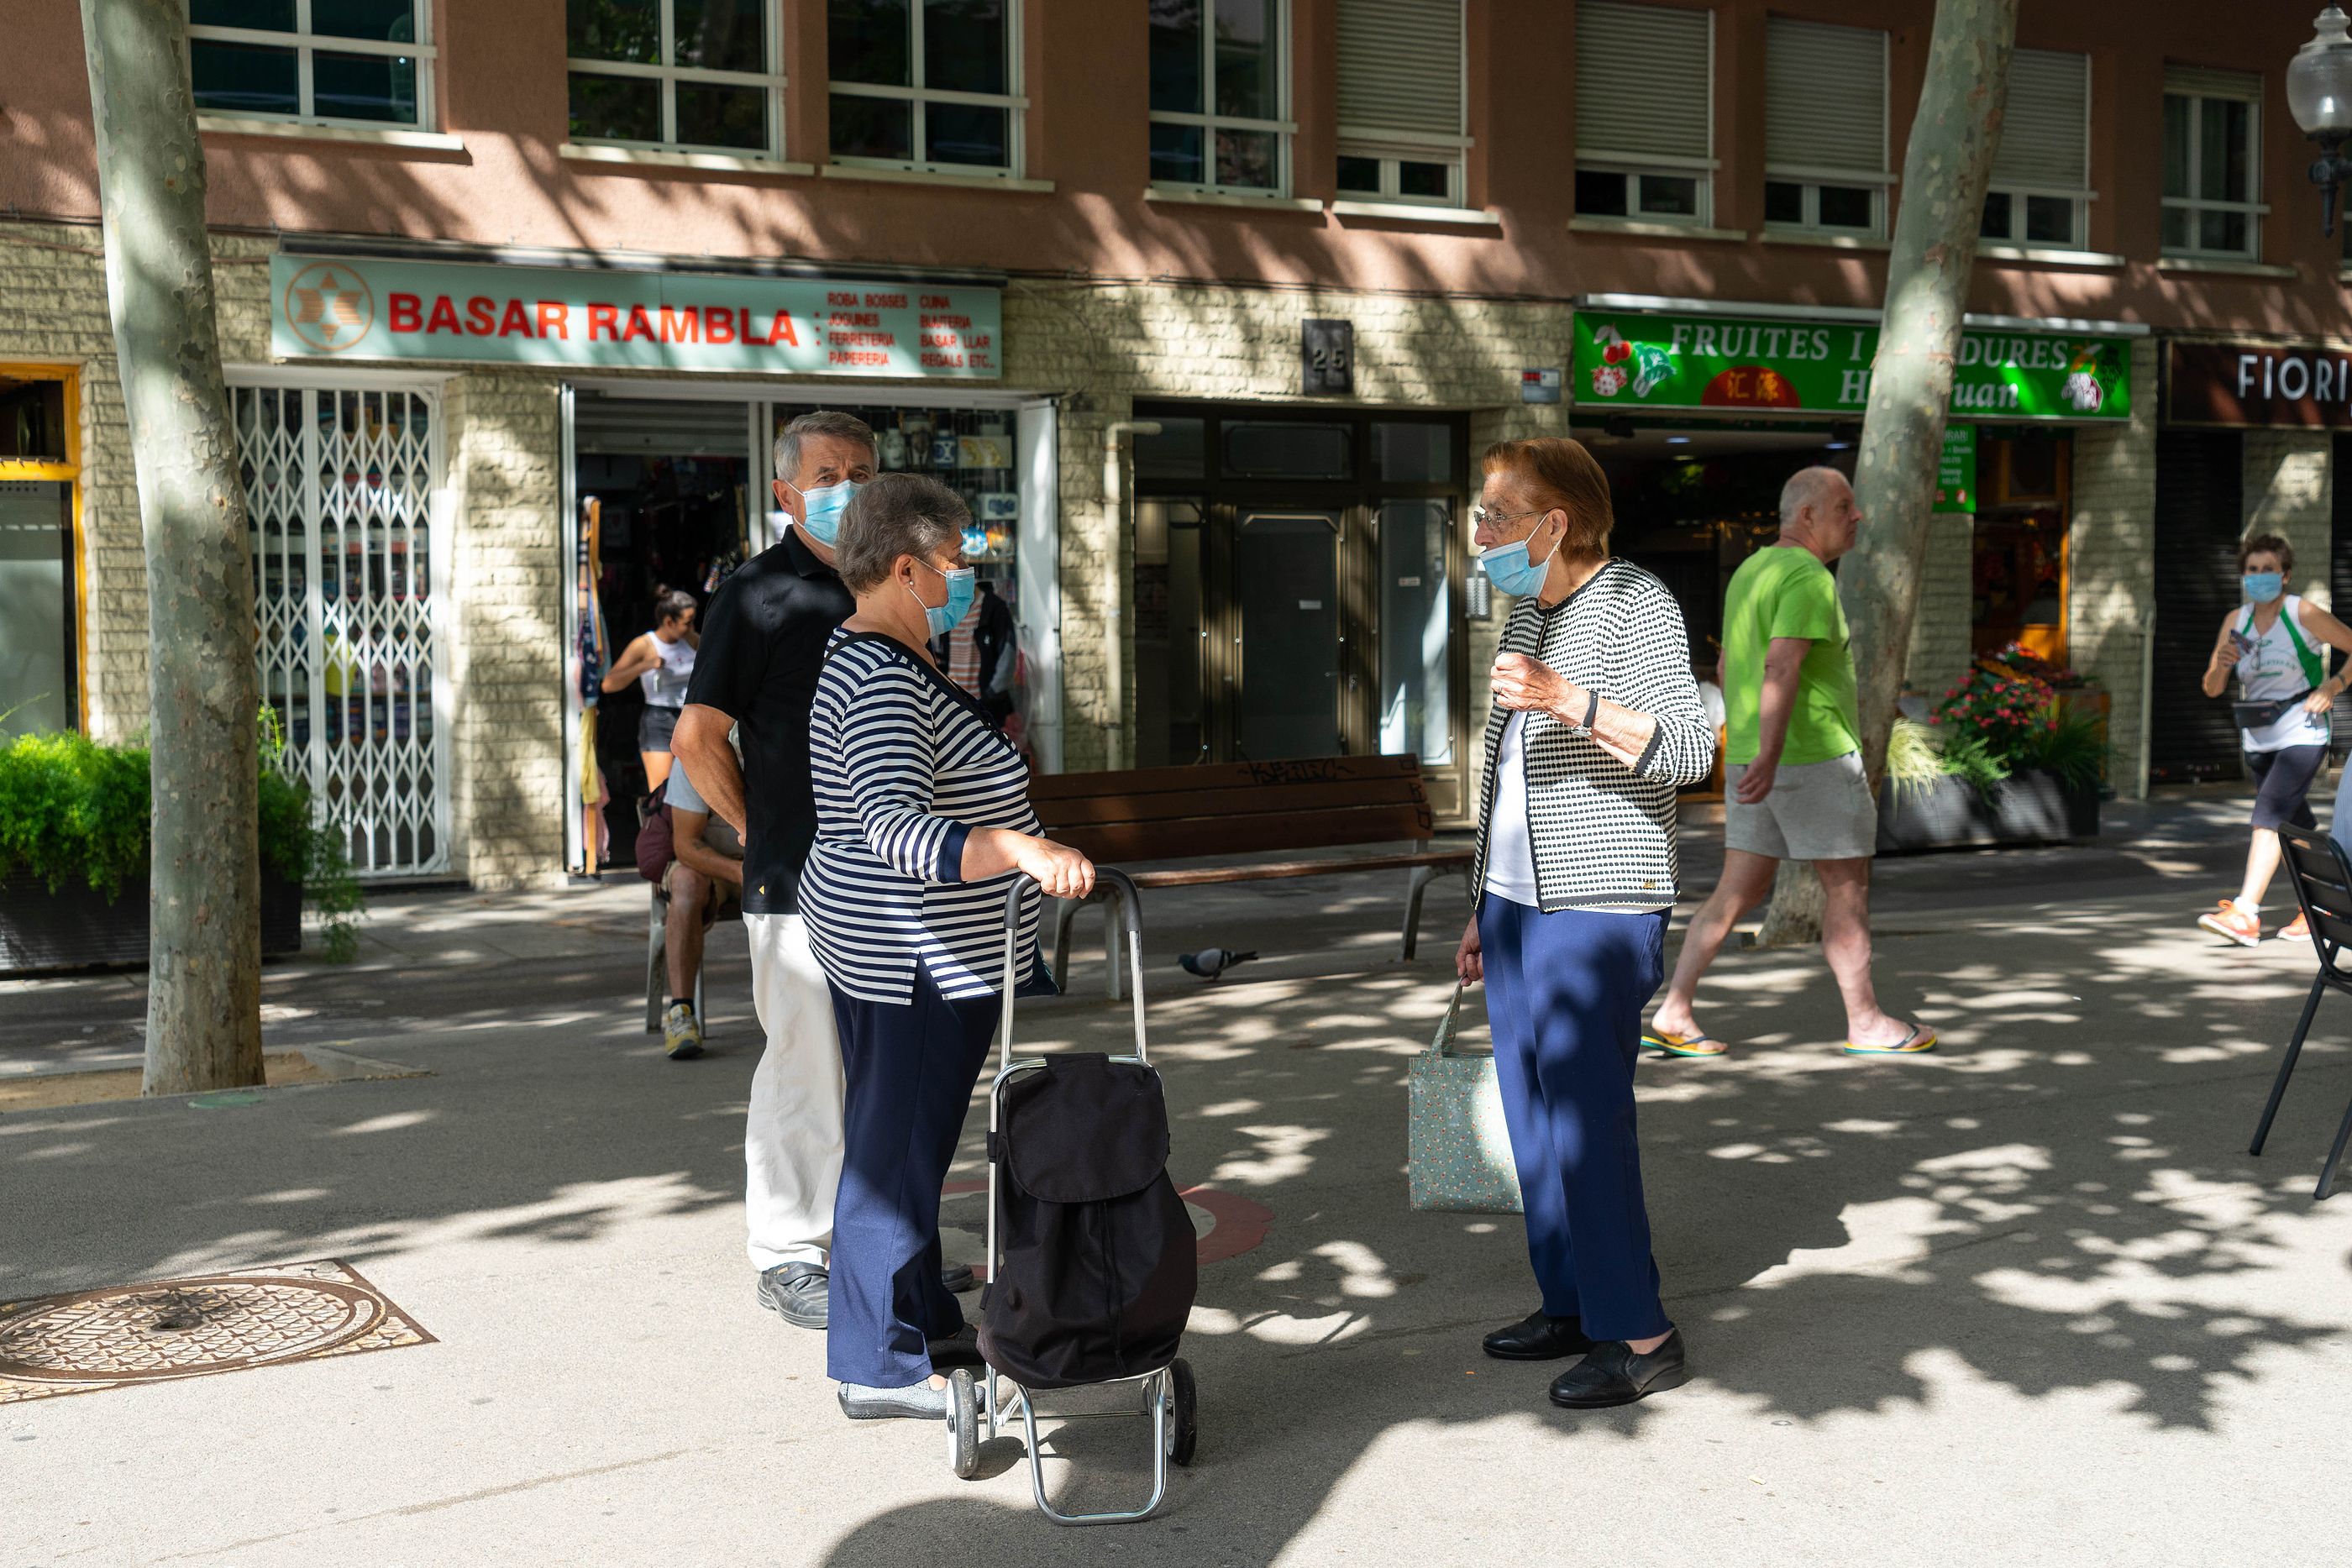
[2248,823,2352,1199]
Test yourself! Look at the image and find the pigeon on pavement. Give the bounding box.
[1179,947,1258,980]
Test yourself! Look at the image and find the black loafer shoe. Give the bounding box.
[1482,1309,1594,1361]
[756,1262,829,1329]
[927,1324,985,1369]
[1548,1329,1689,1408]
[942,1264,976,1293]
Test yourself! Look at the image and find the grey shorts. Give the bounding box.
[1725,752,1878,862]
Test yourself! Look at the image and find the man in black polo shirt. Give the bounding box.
[675,411,888,1331]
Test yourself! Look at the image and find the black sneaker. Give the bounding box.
[757,1262,828,1329]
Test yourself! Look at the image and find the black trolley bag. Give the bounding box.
[946,870,1199,1526]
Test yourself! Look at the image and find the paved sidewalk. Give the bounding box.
[5,792,2349,1566]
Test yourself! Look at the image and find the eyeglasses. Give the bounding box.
[1471,506,1551,530]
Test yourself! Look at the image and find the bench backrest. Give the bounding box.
[1030,754,1435,862]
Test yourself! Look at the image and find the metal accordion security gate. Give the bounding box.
[235,380,450,878]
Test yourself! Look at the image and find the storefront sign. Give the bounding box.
[270,254,1001,378]
[1935,424,1975,513]
[1574,311,2132,421]
[2165,338,2352,428]
[1302,318,1354,395]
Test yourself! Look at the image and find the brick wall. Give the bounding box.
[2068,349,2160,797]
[2243,429,2333,610]
[443,374,566,889]
[1907,512,1975,699]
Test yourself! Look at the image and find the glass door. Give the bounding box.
[1234,508,1341,760]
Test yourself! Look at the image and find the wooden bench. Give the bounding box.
[1030,754,1473,997]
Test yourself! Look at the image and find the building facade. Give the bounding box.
[2,0,2346,887]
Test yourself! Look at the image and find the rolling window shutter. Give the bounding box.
[1336,0,1465,141]
[2163,63,2260,102]
[1574,1,1711,164]
[1766,17,1887,176]
[1992,48,2088,191]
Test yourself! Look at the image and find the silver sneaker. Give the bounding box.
[837,1381,948,1420]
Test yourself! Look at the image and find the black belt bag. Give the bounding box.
[2234,692,2313,730]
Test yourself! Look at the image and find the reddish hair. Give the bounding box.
[1481,438,1613,558]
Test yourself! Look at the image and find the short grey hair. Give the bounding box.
[1779,465,1850,529]
[772,410,876,483]
[835,473,969,593]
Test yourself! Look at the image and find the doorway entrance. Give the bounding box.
[1131,406,1467,815]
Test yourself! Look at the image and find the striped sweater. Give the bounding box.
[1471,559,1716,911]
[801,629,1042,1004]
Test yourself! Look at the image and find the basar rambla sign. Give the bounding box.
[270,254,1001,379]
[1573,309,2131,421]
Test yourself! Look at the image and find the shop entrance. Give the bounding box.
[572,392,758,869]
[561,387,1061,876]
[1131,406,1467,815]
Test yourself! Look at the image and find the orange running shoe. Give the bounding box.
[2197,900,2262,947]
[2279,910,2311,943]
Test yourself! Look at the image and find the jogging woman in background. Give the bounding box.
[2198,533,2352,947]
[602,586,700,791]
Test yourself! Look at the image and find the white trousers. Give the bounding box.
[743,911,846,1272]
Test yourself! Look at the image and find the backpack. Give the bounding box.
[978,1053,1198,1391]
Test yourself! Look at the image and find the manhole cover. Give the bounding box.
[0,1260,431,1403]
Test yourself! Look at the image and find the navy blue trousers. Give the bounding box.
[1477,896,1673,1342]
[827,967,1000,1388]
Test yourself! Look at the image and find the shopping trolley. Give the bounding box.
[942,869,1199,1525]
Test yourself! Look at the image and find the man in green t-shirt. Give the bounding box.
[1644,467,1933,1058]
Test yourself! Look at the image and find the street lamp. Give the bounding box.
[2287,6,2352,235]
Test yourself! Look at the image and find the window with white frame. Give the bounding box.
[1335,0,1466,207]
[829,0,1024,175]
[1149,0,1290,196]
[566,0,782,155]
[1573,0,1712,225]
[186,0,433,128]
[1763,17,1888,237]
[1980,47,2091,249]
[2163,65,2263,260]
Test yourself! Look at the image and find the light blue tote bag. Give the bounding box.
[1406,983,1524,1214]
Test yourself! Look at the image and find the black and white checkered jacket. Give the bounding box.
[1471,559,1716,912]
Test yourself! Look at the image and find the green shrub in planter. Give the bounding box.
[0,716,362,961]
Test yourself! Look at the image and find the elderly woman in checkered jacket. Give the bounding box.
[1452,437,1715,1413]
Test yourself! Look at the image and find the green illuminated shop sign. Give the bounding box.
[1572,309,2131,421]
[270,254,1001,378]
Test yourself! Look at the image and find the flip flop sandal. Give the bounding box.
[1642,1029,1728,1058]
[1842,1023,1938,1057]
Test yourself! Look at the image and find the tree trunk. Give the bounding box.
[81,0,265,1094]
[1755,0,2017,948]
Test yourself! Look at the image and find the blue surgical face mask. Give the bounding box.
[2244,571,2284,605]
[1478,526,1559,598]
[791,478,862,546]
[910,560,977,638]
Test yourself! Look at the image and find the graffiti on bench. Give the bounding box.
[1242,758,1352,786]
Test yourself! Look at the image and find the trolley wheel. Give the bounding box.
[1165,1358,1198,1468]
[948,1368,980,1480]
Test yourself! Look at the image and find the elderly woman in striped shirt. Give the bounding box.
[802,473,1094,1423]
[1454,438,1716,1412]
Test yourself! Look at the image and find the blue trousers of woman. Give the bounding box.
[826,966,1000,1388]
[1477,896,1673,1343]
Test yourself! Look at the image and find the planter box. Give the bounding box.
[0,870,302,975]
[1877,768,2099,854]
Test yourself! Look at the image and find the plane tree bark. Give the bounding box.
[1756,0,2018,947]
[81,0,265,1092]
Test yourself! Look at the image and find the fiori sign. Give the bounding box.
[2164,339,2352,428]
[1574,310,2132,421]
[270,254,1002,379]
